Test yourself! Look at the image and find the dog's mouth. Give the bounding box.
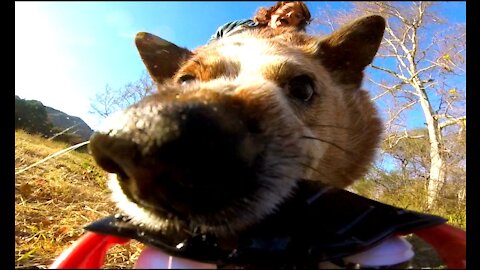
[118,156,264,219]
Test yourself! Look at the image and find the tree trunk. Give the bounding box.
[414,79,446,209]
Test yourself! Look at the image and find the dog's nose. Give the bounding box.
[89,95,261,199]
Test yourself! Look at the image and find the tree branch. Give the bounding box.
[438,116,466,130]
[367,78,408,98]
[385,100,419,129]
[412,64,437,77]
[385,129,426,149]
[371,64,410,82]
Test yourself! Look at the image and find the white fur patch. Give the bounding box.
[217,34,302,82]
[108,173,173,231]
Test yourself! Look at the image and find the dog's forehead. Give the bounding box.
[210,33,302,78]
[216,34,280,58]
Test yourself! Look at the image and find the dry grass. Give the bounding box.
[15,130,144,269]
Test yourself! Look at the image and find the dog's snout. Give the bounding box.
[89,95,263,212]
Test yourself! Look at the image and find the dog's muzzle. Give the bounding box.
[89,92,264,215]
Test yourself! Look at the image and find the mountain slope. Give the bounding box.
[45,106,94,141]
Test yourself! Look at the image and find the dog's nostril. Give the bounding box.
[98,156,130,181]
[245,118,262,134]
[89,132,136,180]
[95,154,122,174]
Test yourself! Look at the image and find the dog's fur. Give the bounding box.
[89,15,385,236]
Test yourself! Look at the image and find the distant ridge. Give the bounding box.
[45,106,94,141]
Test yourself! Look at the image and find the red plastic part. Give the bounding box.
[49,232,130,269]
[50,224,466,269]
[413,224,466,269]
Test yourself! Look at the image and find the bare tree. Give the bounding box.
[313,2,465,208]
[90,71,155,118]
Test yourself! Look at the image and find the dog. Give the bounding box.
[89,15,385,238]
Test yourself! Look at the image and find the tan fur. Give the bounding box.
[172,23,384,188]
[91,15,385,236]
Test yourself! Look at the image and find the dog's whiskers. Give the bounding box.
[297,162,329,181]
[306,124,353,130]
[300,136,353,155]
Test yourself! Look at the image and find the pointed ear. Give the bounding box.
[135,32,193,84]
[317,15,385,88]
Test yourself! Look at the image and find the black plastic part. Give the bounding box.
[84,180,446,267]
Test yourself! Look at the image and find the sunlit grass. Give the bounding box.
[15,130,143,269]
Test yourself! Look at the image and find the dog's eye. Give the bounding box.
[287,75,315,102]
[178,74,196,85]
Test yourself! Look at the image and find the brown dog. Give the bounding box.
[89,15,385,237]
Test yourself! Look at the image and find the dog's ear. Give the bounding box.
[317,15,385,88]
[135,32,193,84]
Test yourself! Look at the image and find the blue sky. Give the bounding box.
[15,1,465,131]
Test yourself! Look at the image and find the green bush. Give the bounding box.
[350,178,466,229]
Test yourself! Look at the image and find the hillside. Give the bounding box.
[15,130,142,269]
[45,106,95,141]
[15,95,95,141]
